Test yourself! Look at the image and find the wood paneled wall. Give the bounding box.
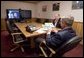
[72,22,83,39]
[1,18,7,30]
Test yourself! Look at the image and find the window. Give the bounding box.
[72,1,83,10]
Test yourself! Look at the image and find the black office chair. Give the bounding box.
[6,20,28,52]
[36,18,45,24]
[39,36,81,57]
[6,20,20,34]
[36,18,42,23]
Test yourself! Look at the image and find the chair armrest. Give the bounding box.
[11,33,24,44]
[43,40,46,44]
[11,33,22,35]
[39,46,48,57]
[43,41,56,54]
[40,41,56,55]
[14,40,25,44]
[48,46,56,54]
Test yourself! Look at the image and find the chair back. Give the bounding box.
[6,20,13,33]
[36,18,41,23]
[55,36,81,57]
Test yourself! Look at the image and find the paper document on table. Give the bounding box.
[35,28,46,33]
[44,23,55,27]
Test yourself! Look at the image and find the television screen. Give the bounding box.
[6,9,20,20]
[20,10,31,19]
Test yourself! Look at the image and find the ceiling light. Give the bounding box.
[76,1,79,3]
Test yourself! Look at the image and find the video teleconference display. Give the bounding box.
[7,9,20,19]
[7,9,31,20]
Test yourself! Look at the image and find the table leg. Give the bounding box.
[30,37,35,48]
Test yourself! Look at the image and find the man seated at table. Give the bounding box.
[35,16,76,53]
[53,14,61,28]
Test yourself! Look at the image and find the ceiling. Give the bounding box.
[20,1,41,4]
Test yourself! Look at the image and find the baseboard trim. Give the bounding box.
[1,30,7,31]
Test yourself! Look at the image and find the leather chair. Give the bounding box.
[39,36,81,57]
[10,33,25,52]
[36,18,42,23]
[6,20,27,52]
[6,20,20,34]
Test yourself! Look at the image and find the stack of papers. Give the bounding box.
[44,23,55,27]
[35,28,46,33]
[42,23,55,30]
[35,23,55,33]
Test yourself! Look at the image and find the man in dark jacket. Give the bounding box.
[35,16,76,53]
[46,17,76,49]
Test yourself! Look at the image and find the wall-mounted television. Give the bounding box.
[6,9,20,20]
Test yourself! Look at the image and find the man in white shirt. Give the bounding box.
[53,14,61,28]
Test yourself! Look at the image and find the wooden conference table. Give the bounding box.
[15,22,61,48]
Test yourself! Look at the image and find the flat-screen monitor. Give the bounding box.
[6,9,20,20]
[20,10,31,20]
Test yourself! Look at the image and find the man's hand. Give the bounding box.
[46,28,58,34]
[46,29,52,34]
[51,29,58,33]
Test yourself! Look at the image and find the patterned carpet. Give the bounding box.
[1,31,83,57]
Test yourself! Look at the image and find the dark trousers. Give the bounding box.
[34,34,50,54]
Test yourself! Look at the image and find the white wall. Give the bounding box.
[1,1,37,18]
[36,1,83,22]
[1,1,83,22]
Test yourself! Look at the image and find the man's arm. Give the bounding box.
[46,28,58,34]
[46,29,58,39]
[46,32,62,49]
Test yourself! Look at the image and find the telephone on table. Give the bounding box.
[26,25,37,33]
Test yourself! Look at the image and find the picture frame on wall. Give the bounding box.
[42,5,47,12]
[72,1,83,10]
[53,3,60,11]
